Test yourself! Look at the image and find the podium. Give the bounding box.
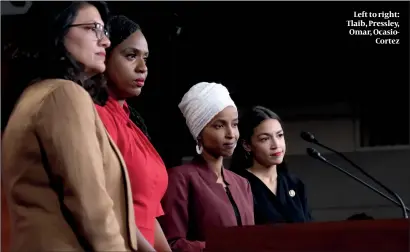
[205,219,409,252]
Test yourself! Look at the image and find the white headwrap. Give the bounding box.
[178,82,236,140]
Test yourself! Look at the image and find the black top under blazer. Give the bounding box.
[236,169,312,224]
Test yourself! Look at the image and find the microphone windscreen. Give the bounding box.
[301,131,316,143]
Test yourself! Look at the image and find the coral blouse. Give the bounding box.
[95,96,168,246]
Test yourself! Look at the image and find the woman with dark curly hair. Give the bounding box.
[1,2,138,251]
[95,15,171,252]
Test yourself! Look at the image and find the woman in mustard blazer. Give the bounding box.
[1,2,138,251]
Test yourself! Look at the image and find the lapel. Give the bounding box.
[104,128,138,251]
[193,156,246,224]
[245,170,294,223]
[33,79,137,249]
[268,173,295,223]
[223,170,248,224]
[276,172,306,223]
[193,156,225,189]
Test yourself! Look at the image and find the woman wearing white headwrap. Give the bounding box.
[159,82,254,252]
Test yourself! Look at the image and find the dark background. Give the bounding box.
[2,1,409,167]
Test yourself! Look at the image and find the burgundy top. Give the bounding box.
[159,156,254,252]
[95,97,168,246]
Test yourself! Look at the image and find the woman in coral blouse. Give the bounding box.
[95,15,170,252]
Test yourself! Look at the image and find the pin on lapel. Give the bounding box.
[289,189,296,197]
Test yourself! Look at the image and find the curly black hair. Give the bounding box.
[104,15,150,139]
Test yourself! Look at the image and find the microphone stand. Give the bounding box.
[307,147,409,218]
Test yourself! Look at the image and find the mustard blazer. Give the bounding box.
[1,79,138,251]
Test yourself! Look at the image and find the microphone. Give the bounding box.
[303,130,409,218]
[306,147,326,162]
[306,146,409,219]
[301,131,318,144]
[302,131,409,214]
[302,131,409,218]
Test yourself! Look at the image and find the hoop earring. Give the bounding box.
[196,144,203,155]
